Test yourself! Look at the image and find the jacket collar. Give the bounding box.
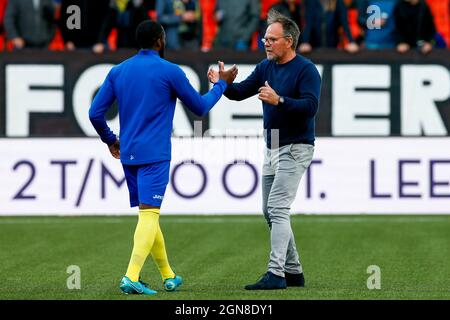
[138,49,159,56]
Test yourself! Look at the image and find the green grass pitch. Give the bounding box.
[0,215,449,300]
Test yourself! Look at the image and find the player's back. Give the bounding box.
[90,48,227,165]
[110,49,178,165]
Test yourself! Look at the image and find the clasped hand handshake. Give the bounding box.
[208,62,280,105]
[207,61,238,85]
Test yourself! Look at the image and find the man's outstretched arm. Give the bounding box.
[208,64,260,101]
[171,61,238,116]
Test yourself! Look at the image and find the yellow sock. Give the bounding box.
[125,208,159,282]
[151,223,176,281]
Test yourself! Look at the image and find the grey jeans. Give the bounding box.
[262,143,314,277]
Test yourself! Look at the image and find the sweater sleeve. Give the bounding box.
[224,64,261,101]
[4,0,19,39]
[419,4,436,42]
[170,66,227,116]
[282,63,321,117]
[301,0,313,44]
[357,0,369,28]
[156,0,182,26]
[88,69,118,145]
[236,0,260,43]
[393,3,407,44]
[337,0,354,43]
[97,6,117,43]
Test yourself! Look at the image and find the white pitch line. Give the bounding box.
[165,217,450,223]
[0,216,449,225]
[0,218,127,225]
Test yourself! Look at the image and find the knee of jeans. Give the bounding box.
[267,203,290,224]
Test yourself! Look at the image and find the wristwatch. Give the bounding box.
[278,96,285,105]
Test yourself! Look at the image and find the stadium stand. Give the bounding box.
[0,0,449,52]
[426,0,449,47]
[0,0,6,51]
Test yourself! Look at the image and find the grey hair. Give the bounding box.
[267,9,300,49]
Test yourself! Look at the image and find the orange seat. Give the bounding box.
[199,0,218,51]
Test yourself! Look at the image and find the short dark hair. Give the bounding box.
[135,20,165,49]
[267,9,300,50]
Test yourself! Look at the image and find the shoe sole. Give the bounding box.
[120,286,135,294]
[120,284,149,295]
[120,287,157,295]
[245,287,286,290]
[286,284,305,287]
[164,283,181,291]
[164,280,182,291]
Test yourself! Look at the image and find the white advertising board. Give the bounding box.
[0,138,449,215]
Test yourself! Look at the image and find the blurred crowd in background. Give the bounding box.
[0,0,449,55]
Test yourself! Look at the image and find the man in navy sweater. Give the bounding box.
[209,9,321,290]
[89,20,237,295]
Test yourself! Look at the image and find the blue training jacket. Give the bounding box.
[89,49,227,165]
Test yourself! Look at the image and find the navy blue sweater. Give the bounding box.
[224,55,321,148]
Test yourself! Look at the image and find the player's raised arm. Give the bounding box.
[170,61,238,116]
[209,62,261,101]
